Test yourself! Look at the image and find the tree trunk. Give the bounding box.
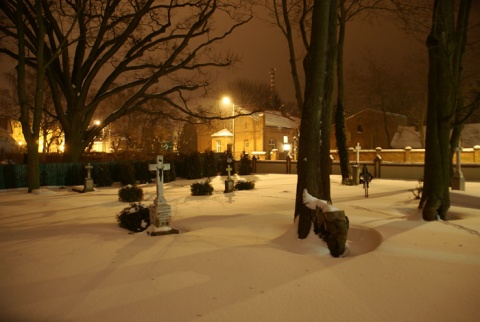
[335,0,350,183]
[63,130,90,162]
[420,0,471,220]
[16,0,44,192]
[296,0,337,238]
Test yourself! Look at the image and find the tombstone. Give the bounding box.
[452,142,465,191]
[147,155,178,236]
[350,143,361,185]
[359,164,373,197]
[224,164,234,193]
[84,163,95,192]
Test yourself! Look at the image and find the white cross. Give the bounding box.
[356,143,361,164]
[149,155,170,203]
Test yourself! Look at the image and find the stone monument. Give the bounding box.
[224,163,234,193]
[147,155,178,236]
[452,142,465,191]
[84,163,95,192]
[350,143,361,185]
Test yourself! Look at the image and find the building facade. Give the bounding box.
[192,110,300,160]
[330,108,408,150]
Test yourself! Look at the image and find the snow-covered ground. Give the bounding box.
[1,174,479,322]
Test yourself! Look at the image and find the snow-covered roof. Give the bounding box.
[264,111,300,129]
[211,128,233,137]
[391,124,480,148]
[235,107,300,129]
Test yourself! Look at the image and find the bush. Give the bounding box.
[119,161,136,185]
[116,203,150,232]
[203,150,218,177]
[185,151,203,179]
[134,160,154,183]
[93,163,113,187]
[409,179,423,200]
[190,180,214,196]
[238,152,252,175]
[118,184,144,202]
[235,179,255,190]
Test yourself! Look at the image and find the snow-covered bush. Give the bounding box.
[234,179,255,190]
[190,180,214,196]
[118,184,144,202]
[116,203,150,233]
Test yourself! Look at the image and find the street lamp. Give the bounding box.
[222,96,235,157]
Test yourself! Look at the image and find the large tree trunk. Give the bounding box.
[16,0,44,192]
[420,0,471,220]
[63,132,90,162]
[296,0,337,238]
[335,0,350,184]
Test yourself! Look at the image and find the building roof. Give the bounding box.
[264,111,300,129]
[235,107,300,129]
[345,107,407,122]
[211,128,233,137]
[391,124,480,148]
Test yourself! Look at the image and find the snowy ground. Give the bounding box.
[1,174,479,322]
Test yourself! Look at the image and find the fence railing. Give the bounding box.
[2,147,480,189]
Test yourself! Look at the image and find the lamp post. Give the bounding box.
[222,96,235,158]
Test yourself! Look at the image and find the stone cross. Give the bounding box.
[83,163,94,192]
[356,143,361,164]
[149,155,170,203]
[452,141,465,191]
[226,165,232,180]
[85,163,93,180]
[456,143,463,175]
[147,155,177,236]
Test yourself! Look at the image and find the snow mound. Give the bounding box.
[31,188,56,195]
[272,223,382,257]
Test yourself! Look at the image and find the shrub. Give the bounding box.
[185,151,203,179]
[409,179,423,200]
[134,160,153,183]
[190,180,214,196]
[238,152,252,175]
[119,161,136,185]
[93,163,113,187]
[235,179,255,190]
[116,203,150,232]
[118,184,144,202]
[203,150,218,177]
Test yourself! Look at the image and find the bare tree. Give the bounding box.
[420,0,472,220]
[0,0,253,162]
[295,0,337,240]
[12,0,47,191]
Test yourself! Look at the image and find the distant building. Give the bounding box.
[0,118,22,156]
[185,109,300,160]
[0,118,64,154]
[391,124,480,148]
[330,108,408,150]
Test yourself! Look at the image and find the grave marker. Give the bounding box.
[84,163,94,192]
[147,155,178,236]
